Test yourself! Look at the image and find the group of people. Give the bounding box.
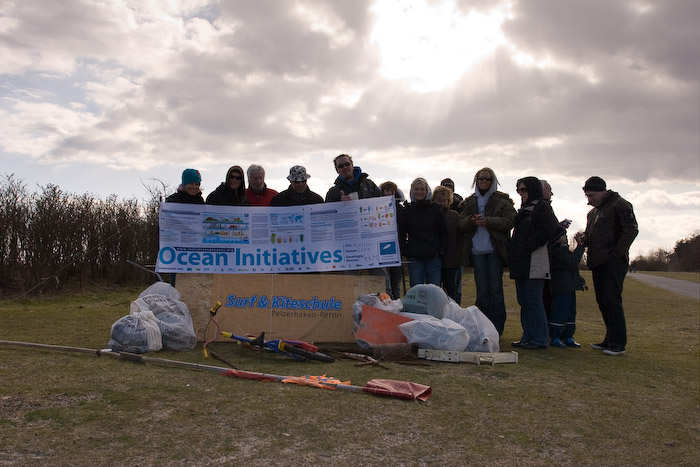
[166,155,638,355]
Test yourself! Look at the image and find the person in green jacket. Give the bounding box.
[457,168,516,335]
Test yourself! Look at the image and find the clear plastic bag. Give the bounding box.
[397,316,470,351]
[108,309,162,354]
[131,282,196,351]
[443,303,500,352]
[352,293,404,330]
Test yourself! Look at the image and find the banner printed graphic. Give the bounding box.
[156,196,401,274]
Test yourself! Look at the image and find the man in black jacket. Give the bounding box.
[325,154,380,202]
[270,166,324,206]
[579,176,638,356]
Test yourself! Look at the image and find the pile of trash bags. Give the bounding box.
[353,284,500,353]
[108,282,197,353]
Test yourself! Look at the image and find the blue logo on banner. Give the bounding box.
[379,241,396,255]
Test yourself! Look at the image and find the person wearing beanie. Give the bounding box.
[165,168,204,204]
[206,165,249,206]
[398,177,448,287]
[270,165,324,206]
[578,176,638,356]
[244,164,278,206]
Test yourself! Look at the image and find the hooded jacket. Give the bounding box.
[325,166,381,202]
[508,177,560,279]
[457,186,516,267]
[206,166,249,206]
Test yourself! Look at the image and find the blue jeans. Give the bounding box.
[408,256,442,287]
[515,278,549,346]
[592,257,628,350]
[549,291,576,339]
[472,253,507,335]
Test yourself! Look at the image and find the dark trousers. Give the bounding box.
[549,291,576,339]
[592,258,628,350]
[515,278,549,346]
[441,267,461,304]
[386,265,403,299]
[473,253,507,335]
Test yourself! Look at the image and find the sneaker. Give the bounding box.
[565,338,581,348]
[520,342,547,350]
[603,348,626,356]
[511,341,524,348]
[551,338,567,348]
[590,342,609,350]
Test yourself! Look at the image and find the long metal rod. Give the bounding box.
[0,340,430,400]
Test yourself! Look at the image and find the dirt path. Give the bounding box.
[628,273,700,300]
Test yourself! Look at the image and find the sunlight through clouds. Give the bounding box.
[371,0,507,92]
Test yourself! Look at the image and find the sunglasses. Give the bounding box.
[478,177,492,181]
[229,175,242,180]
[517,187,528,193]
[336,162,352,169]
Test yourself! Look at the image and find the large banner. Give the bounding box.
[156,196,401,274]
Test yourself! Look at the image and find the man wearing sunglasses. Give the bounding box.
[325,154,380,202]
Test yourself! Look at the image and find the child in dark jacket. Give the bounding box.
[549,230,586,348]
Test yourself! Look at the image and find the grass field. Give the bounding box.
[1,272,698,466]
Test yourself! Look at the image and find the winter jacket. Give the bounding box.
[457,190,516,266]
[245,185,279,206]
[441,208,462,268]
[550,242,586,294]
[270,185,324,206]
[165,187,204,204]
[584,191,639,268]
[325,167,381,202]
[206,166,249,206]
[398,200,448,261]
[508,177,560,279]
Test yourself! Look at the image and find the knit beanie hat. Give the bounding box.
[583,176,606,192]
[182,169,201,186]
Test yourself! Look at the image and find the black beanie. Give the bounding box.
[583,176,606,192]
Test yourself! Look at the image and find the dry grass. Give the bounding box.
[1,275,698,466]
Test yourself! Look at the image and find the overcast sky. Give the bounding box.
[1,0,698,258]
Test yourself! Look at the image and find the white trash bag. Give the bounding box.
[398,316,470,351]
[108,309,162,354]
[131,282,196,351]
[443,302,500,353]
